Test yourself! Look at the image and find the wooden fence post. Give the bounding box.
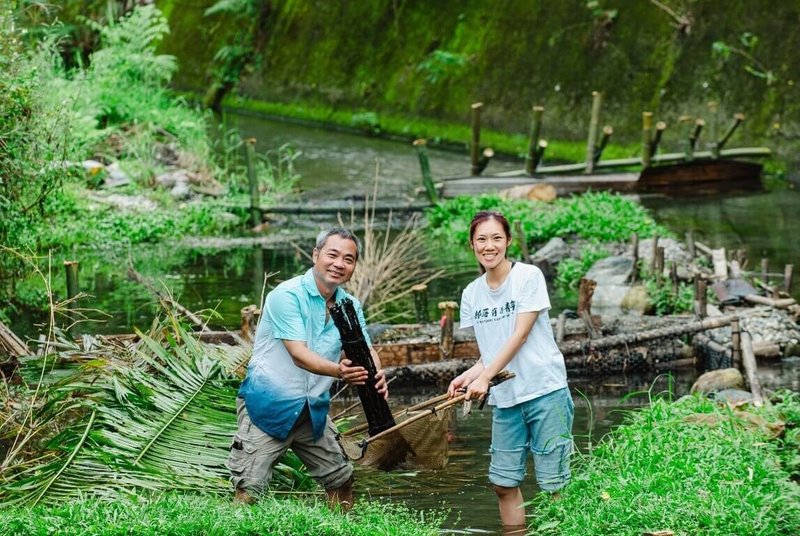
[526,105,545,175]
[470,102,482,176]
[585,91,602,173]
[438,301,459,359]
[245,138,261,227]
[412,283,429,323]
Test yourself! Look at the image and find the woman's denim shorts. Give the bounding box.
[489,386,574,491]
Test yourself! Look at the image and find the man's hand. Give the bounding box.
[374,369,389,400]
[338,359,368,385]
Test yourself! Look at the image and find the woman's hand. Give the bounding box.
[465,374,490,402]
[447,374,468,398]
[338,359,368,385]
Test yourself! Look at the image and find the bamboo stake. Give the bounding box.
[594,126,613,164]
[650,121,667,157]
[413,139,439,204]
[694,275,707,319]
[526,105,544,175]
[655,246,665,281]
[470,102,482,176]
[629,233,639,283]
[717,112,745,152]
[476,147,494,175]
[438,301,458,359]
[411,283,429,323]
[784,264,794,294]
[731,317,741,368]
[585,91,602,173]
[740,330,764,406]
[650,235,659,274]
[686,231,695,258]
[686,118,704,160]
[556,312,566,345]
[641,112,653,168]
[245,138,261,227]
[514,221,530,263]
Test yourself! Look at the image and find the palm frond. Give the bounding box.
[0,316,312,507]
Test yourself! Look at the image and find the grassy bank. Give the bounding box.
[223,94,639,165]
[0,493,444,536]
[528,390,800,535]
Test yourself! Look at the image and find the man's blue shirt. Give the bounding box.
[238,269,370,441]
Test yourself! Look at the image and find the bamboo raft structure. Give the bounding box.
[428,95,770,200]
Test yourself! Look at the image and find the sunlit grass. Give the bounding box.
[0,492,444,536]
[528,391,800,535]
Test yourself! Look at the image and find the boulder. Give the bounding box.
[690,368,744,394]
[531,237,569,265]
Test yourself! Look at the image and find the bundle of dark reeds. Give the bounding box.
[330,298,396,436]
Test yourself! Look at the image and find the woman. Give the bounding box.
[448,211,573,533]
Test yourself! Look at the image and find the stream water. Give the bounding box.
[12,114,800,533]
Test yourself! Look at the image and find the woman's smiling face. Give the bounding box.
[470,218,510,271]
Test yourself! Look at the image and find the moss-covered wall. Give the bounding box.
[157,0,800,142]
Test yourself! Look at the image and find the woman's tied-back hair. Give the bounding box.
[468,211,512,273]
[315,227,362,260]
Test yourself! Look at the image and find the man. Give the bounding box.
[227,226,387,508]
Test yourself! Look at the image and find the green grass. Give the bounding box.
[223,95,640,164]
[0,492,444,536]
[528,391,800,535]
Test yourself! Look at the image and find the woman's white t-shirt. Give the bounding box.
[460,262,568,408]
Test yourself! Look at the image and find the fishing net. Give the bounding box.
[337,394,454,471]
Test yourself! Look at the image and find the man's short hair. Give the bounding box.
[315,227,362,261]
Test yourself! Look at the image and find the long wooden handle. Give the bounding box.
[363,393,467,445]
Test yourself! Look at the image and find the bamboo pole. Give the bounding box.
[526,105,544,175]
[761,258,769,285]
[742,294,796,308]
[245,138,261,227]
[413,139,439,204]
[559,315,735,356]
[641,112,654,168]
[533,140,548,171]
[470,102,482,176]
[585,91,602,173]
[411,283,429,323]
[740,331,764,406]
[708,101,719,157]
[717,113,745,152]
[514,221,531,263]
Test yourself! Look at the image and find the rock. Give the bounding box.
[690,368,744,394]
[620,285,652,314]
[170,181,192,200]
[103,162,131,188]
[499,183,557,202]
[710,388,754,405]
[586,256,633,285]
[82,160,105,175]
[531,237,569,265]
